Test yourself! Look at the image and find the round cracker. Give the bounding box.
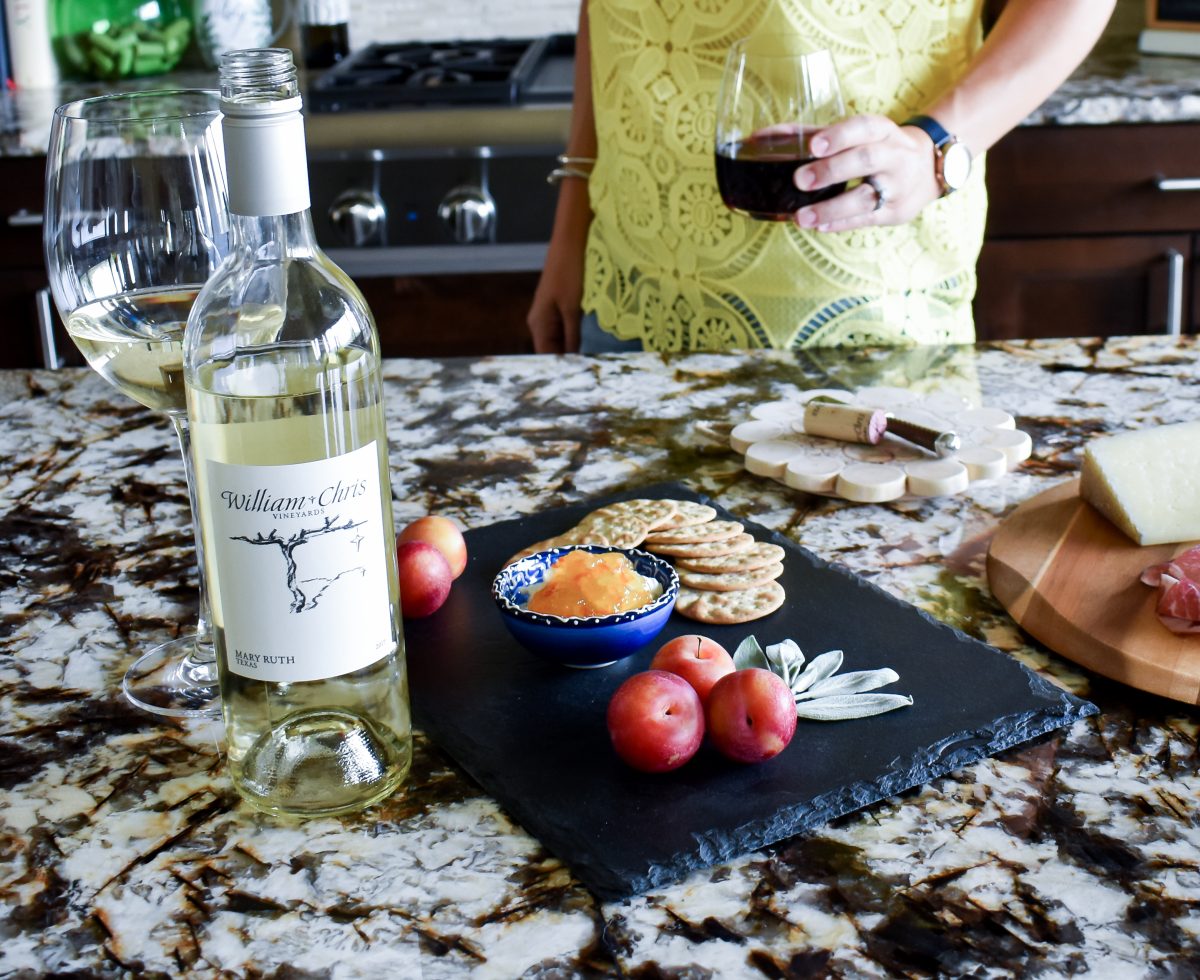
[503,529,613,567]
[574,513,648,549]
[678,562,784,592]
[675,581,786,624]
[655,500,718,529]
[674,542,786,575]
[557,525,612,547]
[646,532,755,559]
[644,519,744,546]
[587,498,679,531]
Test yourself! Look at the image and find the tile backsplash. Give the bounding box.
[347,0,578,45]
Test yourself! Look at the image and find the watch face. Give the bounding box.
[942,140,972,191]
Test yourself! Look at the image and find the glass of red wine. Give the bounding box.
[715,38,846,221]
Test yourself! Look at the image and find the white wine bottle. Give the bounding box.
[185,48,412,817]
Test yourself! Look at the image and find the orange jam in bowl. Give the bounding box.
[524,550,662,618]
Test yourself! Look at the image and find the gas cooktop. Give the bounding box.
[307,34,574,112]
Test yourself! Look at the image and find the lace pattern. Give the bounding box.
[583,0,988,349]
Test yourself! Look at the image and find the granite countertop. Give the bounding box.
[4,3,1200,157]
[2,337,1199,976]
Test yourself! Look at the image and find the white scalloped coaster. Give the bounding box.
[730,386,1033,502]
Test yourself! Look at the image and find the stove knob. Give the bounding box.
[438,186,496,244]
[329,190,386,247]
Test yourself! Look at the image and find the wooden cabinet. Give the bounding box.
[975,123,1200,340]
[0,150,534,365]
[0,155,68,369]
[358,273,537,358]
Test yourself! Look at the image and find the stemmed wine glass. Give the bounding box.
[715,37,846,221]
[44,90,230,718]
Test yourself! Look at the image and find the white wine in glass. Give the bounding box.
[44,90,230,718]
[64,287,197,414]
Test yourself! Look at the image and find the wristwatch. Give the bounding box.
[903,114,972,197]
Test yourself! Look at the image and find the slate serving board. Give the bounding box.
[404,483,1097,900]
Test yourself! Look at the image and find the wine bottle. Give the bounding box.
[185,48,411,817]
[299,0,350,69]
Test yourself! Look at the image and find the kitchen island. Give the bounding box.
[1,337,1198,976]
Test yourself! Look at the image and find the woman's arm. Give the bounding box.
[925,0,1116,154]
[792,0,1116,232]
[526,0,596,353]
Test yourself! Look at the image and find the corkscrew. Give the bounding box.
[802,400,961,457]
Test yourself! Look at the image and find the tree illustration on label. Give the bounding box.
[232,515,367,612]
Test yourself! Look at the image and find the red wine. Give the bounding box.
[301,23,350,69]
[715,141,847,220]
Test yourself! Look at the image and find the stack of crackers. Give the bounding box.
[505,497,785,624]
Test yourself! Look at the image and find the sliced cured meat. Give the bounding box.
[1153,574,1200,634]
[1142,543,1200,634]
[1141,542,1200,587]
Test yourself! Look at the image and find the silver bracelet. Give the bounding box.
[547,154,596,185]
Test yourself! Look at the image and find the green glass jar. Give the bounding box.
[52,0,193,80]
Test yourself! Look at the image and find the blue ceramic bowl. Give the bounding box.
[492,545,679,668]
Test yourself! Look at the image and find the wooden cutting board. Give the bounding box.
[987,477,1200,704]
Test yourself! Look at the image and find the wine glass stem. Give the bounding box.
[170,412,216,667]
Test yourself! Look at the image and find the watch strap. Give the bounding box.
[902,114,952,150]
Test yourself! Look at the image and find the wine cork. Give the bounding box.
[804,402,887,445]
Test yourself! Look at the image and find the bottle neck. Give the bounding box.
[230,210,319,255]
[222,100,312,219]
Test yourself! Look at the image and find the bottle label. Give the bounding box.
[206,442,395,683]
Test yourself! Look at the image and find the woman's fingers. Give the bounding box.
[795,180,886,231]
[794,114,892,193]
[791,118,941,231]
[809,114,895,157]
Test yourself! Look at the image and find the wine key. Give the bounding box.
[884,416,961,457]
[802,402,960,457]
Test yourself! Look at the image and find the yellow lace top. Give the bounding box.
[583,0,988,349]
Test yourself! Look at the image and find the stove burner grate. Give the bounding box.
[308,37,565,110]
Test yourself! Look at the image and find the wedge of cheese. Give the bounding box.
[1080,421,1200,546]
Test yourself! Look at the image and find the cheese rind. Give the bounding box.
[1079,422,1200,546]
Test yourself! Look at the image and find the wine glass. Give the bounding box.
[44,90,230,718]
[715,37,846,221]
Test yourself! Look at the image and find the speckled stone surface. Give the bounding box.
[2,337,1199,976]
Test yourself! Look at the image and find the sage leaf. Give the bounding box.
[795,667,900,702]
[764,639,805,687]
[733,635,769,671]
[789,649,843,695]
[794,693,914,721]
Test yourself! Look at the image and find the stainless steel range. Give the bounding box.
[303,36,574,281]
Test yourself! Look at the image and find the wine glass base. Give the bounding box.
[123,635,221,718]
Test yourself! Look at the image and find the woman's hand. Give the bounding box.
[792,115,943,232]
[527,231,586,353]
